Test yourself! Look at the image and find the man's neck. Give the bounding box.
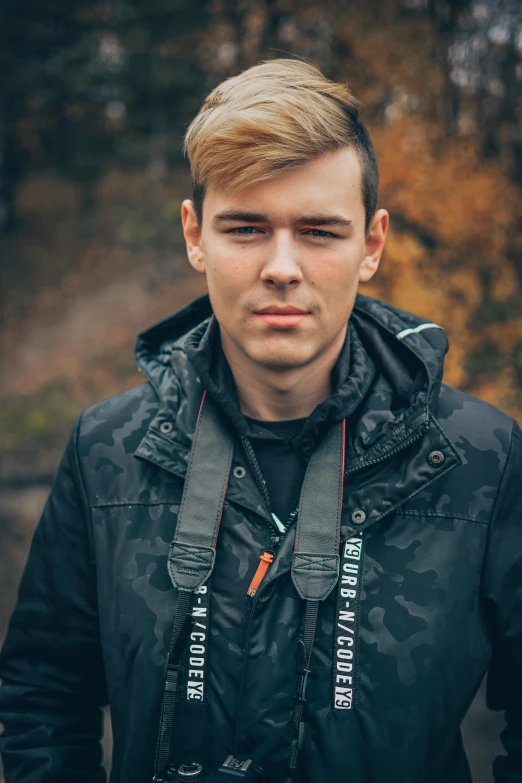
[220,327,347,422]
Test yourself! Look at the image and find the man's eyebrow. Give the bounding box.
[212,210,353,228]
[213,210,269,224]
[294,214,353,228]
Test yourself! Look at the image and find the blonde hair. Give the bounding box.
[183,59,379,232]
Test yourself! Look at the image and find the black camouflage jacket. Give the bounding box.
[0,293,521,783]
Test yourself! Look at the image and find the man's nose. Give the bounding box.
[260,233,303,287]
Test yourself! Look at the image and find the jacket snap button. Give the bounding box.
[159,421,173,435]
[351,509,366,525]
[428,450,445,466]
[233,466,246,479]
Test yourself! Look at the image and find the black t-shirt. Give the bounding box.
[244,416,307,528]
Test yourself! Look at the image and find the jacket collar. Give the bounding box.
[183,312,374,460]
[133,293,460,493]
[130,294,464,634]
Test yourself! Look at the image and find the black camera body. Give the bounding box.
[153,756,263,783]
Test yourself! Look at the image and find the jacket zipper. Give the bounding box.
[234,533,280,753]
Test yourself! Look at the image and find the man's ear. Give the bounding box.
[359,208,389,283]
[182,199,206,274]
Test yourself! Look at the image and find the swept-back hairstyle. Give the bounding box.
[184,59,379,234]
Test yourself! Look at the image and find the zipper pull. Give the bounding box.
[247,551,274,597]
[271,513,287,534]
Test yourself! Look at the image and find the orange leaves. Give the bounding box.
[375,120,514,252]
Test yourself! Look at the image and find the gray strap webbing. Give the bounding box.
[167,393,234,592]
[154,591,193,776]
[285,420,344,782]
[286,599,319,783]
[291,420,344,602]
[155,394,233,777]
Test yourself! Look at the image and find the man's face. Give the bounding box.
[182,147,388,372]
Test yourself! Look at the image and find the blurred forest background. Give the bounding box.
[1,0,521,780]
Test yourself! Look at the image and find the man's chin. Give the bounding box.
[250,347,314,371]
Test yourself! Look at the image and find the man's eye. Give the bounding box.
[229,226,261,235]
[306,229,334,239]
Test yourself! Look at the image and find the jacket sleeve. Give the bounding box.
[482,420,522,782]
[0,415,108,782]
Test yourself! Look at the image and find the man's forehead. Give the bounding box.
[203,146,363,219]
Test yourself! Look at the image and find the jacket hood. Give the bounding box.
[134,293,449,462]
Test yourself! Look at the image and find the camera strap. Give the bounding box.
[154,392,234,776]
[154,393,344,781]
[286,418,345,783]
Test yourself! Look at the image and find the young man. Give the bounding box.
[0,59,520,783]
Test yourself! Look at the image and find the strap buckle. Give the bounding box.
[163,613,195,677]
[295,667,311,704]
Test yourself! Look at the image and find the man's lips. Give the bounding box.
[253,306,311,329]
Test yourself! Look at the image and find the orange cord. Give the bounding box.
[247,551,274,597]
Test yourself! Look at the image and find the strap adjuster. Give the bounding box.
[296,667,311,703]
[162,613,195,677]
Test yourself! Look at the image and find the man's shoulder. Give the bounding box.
[398,384,517,524]
[437,382,514,438]
[435,382,516,484]
[77,381,160,447]
[74,382,163,498]
[73,366,199,506]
